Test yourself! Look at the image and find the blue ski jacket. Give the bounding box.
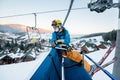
[50,26,70,46]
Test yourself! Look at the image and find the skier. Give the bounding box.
[50,19,70,47]
[50,19,92,80]
[50,19,70,61]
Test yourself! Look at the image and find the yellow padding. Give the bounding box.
[62,50,82,63]
[62,50,91,72]
[29,38,39,43]
[84,60,91,72]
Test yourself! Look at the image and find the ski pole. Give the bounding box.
[62,57,65,80]
[62,0,74,26]
[84,54,118,80]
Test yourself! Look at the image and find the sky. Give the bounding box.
[0,0,119,34]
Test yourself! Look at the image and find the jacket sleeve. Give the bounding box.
[64,30,70,45]
[50,32,56,44]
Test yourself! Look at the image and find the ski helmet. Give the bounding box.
[55,20,62,27]
[52,20,62,27]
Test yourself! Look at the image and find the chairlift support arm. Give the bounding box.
[88,0,120,13]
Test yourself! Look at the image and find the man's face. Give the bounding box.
[52,22,57,29]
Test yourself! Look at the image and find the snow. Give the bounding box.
[0,51,50,80]
[0,35,116,80]
[87,48,115,80]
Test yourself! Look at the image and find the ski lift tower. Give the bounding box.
[113,0,120,80]
[88,0,120,79]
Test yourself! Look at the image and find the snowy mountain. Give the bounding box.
[0,24,52,34]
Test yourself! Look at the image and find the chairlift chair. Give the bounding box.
[26,26,41,44]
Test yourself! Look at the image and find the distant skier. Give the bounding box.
[50,19,92,80]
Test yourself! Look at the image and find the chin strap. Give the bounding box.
[59,28,63,32]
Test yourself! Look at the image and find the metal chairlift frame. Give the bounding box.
[88,0,120,13]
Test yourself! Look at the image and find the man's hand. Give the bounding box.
[60,44,67,48]
[60,44,72,51]
[51,41,57,48]
[66,45,72,51]
[51,39,64,48]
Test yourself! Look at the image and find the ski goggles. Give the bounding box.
[51,24,57,26]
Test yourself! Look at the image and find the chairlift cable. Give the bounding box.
[0,7,87,18]
[63,0,74,26]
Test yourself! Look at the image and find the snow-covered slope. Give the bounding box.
[0,50,50,80]
[0,34,116,80]
[87,47,115,80]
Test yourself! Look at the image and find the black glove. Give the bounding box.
[60,44,72,51]
[51,39,64,48]
[51,41,57,48]
[66,45,72,51]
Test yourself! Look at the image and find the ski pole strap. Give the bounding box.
[48,54,61,80]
